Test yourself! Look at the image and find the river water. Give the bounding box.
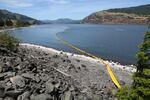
[10,24,148,65]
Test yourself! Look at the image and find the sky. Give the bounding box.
[0,0,150,20]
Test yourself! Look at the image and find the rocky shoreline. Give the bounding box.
[0,43,135,100]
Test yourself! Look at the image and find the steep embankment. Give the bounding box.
[82,4,150,24]
[0,10,41,27]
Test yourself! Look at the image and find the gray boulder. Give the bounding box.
[10,76,25,88]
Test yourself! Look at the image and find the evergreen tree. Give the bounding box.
[133,25,150,99]
[116,24,150,100]
[6,19,13,26]
[0,19,5,27]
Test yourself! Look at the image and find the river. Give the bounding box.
[10,24,148,65]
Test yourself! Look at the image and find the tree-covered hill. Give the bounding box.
[107,4,150,16]
[0,9,41,27]
[82,4,150,24]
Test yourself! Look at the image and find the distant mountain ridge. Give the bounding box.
[0,9,41,27]
[82,4,150,24]
[42,18,81,24]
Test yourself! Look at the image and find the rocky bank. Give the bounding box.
[0,43,135,100]
[82,11,148,24]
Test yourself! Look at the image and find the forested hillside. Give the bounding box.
[107,4,150,16]
[82,4,150,24]
[0,10,41,27]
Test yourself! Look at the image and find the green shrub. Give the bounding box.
[0,32,20,51]
[116,24,150,100]
[116,86,132,100]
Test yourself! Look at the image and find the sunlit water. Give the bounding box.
[10,24,148,65]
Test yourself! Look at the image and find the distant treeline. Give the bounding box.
[107,4,150,16]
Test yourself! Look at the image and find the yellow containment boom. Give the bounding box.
[56,34,122,90]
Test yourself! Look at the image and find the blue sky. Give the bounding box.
[0,0,150,20]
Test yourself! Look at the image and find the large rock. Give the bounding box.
[5,90,23,98]
[2,61,13,72]
[0,73,6,81]
[30,94,52,100]
[0,87,5,98]
[17,91,31,100]
[45,82,54,93]
[14,57,22,66]
[21,73,34,80]
[3,97,14,100]
[64,91,72,100]
[0,62,4,72]
[10,76,25,88]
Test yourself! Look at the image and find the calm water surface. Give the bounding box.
[10,24,148,65]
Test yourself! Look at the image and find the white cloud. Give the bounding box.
[0,0,33,7]
[48,0,70,4]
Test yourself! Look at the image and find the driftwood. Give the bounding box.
[53,67,71,77]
